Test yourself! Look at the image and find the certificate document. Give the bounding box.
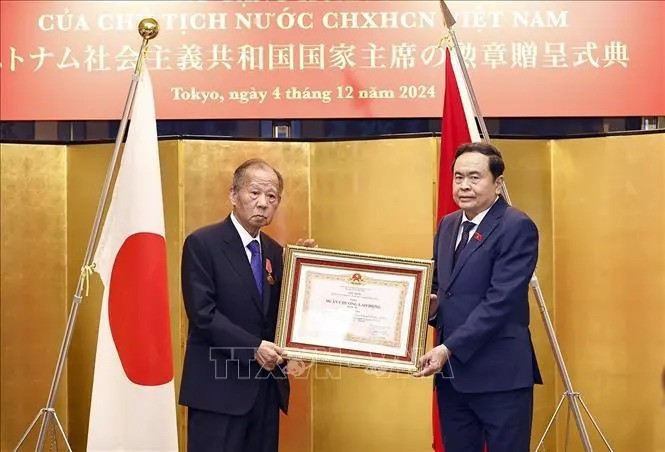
[275,246,433,373]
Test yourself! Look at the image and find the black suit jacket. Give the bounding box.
[179,215,289,416]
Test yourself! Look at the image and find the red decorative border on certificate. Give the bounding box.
[284,257,422,364]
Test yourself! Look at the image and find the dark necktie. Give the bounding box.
[247,240,263,295]
[453,221,476,266]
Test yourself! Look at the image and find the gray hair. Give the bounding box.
[231,158,284,194]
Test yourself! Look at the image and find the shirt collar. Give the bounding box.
[462,196,499,226]
[230,212,261,249]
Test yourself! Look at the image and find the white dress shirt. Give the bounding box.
[455,196,499,247]
[230,212,262,263]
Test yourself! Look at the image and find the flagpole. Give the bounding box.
[437,2,612,451]
[14,18,160,452]
[438,2,491,149]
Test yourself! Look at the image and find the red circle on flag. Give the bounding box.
[108,232,173,385]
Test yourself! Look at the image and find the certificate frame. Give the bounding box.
[275,245,433,374]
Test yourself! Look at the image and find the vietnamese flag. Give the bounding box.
[432,46,482,451]
[87,67,178,451]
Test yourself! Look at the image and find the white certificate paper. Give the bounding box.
[290,267,416,357]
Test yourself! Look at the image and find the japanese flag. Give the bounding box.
[87,67,178,452]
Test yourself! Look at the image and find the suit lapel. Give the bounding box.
[220,218,264,313]
[447,197,507,289]
[260,233,273,315]
[441,211,463,279]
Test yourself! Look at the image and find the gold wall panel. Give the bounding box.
[309,137,438,452]
[3,134,663,452]
[181,140,310,242]
[494,139,556,452]
[65,141,184,451]
[552,133,665,452]
[1,144,68,451]
[181,140,312,452]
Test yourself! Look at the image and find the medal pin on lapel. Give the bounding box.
[266,258,275,285]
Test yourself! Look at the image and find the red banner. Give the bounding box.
[1,1,663,120]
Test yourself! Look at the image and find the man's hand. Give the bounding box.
[296,238,318,248]
[413,344,451,377]
[255,340,285,371]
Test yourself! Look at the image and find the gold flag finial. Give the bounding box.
[439,1,456,29]
[138,18,159,40]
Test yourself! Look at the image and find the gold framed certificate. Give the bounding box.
[275,245,433,374]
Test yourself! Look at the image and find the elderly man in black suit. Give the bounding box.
[179,158,309,452]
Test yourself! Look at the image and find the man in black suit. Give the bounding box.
[180,158,300,452]
[416,143,542,452]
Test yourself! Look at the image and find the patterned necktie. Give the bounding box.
[247,240,263,295]
[453,221,476,266]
